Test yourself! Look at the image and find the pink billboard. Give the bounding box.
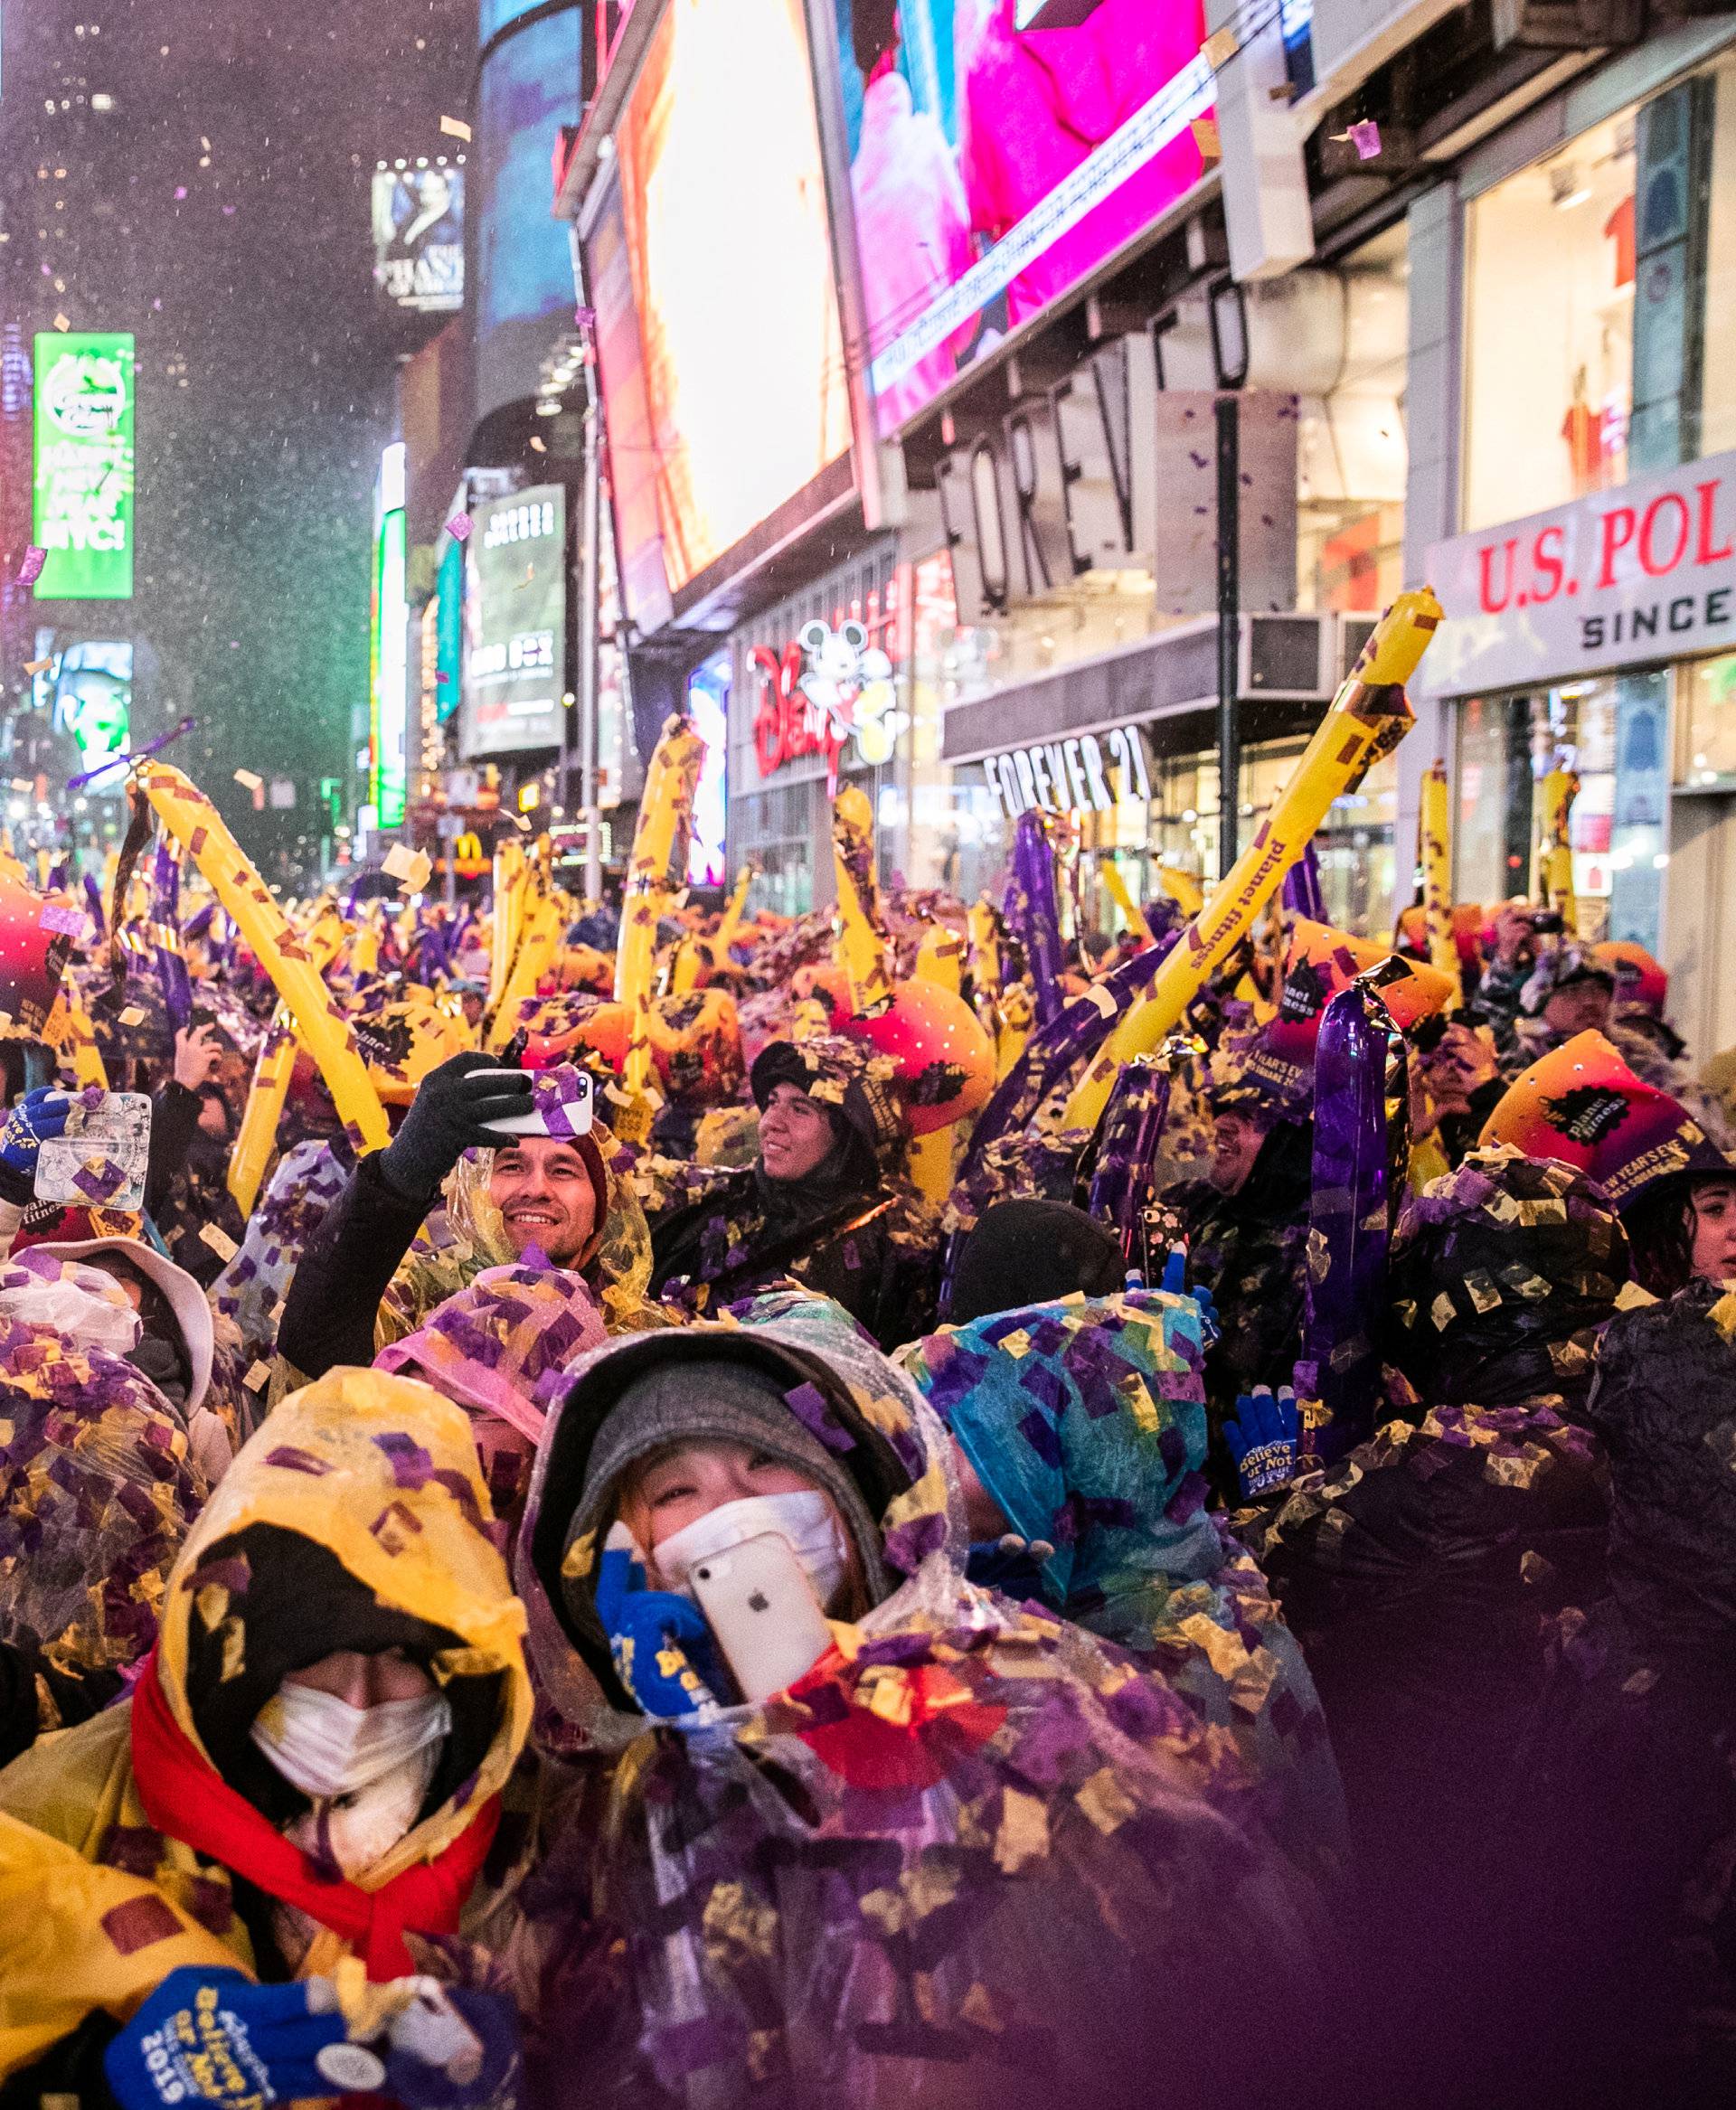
[835,0,1214,435]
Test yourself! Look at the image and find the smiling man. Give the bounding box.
[278,1052,621,1381]
[648,1037,942,1350]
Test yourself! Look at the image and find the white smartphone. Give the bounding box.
[689,1532,836,1705]
[470,1067,594,1137]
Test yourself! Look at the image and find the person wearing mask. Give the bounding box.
[278,1053,656,1381]
[0,1367,531,2107]
[145,1022,247,1290]
[511,1287,1326,2107]
[0,1253,208,1766]
[648,1037,942,1350]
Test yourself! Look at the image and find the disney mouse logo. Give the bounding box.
[752,619,909,790]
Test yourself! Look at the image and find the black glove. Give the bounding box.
[377,1052,532,1202]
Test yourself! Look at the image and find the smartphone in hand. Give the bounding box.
[689,1532,835,1705]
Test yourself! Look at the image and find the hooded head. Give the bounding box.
[0,1308,204,1674]
[24,1232,213,1421]
[151,1368,530,1869]
[516,1289,963,1742]
[1518,945,1617,1034]
[373,1262,609,1527]
[901,1288,1220,1610]
[379,1117,656,1346]
[750,1036,905,1189]
[1386,1144,1630,1414]
[947,1199,1125,1325]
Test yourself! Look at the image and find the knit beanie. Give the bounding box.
[560,1355,891,1629]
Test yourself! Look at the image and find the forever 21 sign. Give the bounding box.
[983,721,1153,820]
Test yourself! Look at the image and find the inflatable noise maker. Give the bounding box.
[613,713,707,1141]
[826,785,994,1196]
[1061,588,1444,1133]
[129,762,392,1154]
[226,904,349,1215]
[1242,918,1456,1107]
[1291,975,1410,1472]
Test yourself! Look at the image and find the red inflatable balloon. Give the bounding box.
[831,980,995,1136]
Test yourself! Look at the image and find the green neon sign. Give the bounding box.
[33,333,135,600]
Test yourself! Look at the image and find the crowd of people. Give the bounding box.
[0,749,1733,2110]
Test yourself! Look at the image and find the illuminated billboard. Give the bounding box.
[33,636,132,790]
[831,0,1212,434]
[611,0,852,597]
[371,444,409,828]
[462,486,567,759]
[685,653,729,888]
[33,332,135,599]
[476,7,581,419]
[373,165,465,316]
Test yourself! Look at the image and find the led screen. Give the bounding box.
[35,638,132,790]
[613,0,852,595]
[373,166,465,316]
[685,653,729,888]
[475,8,582,420]
[588,180,673,635]
[462,486,567,759]
[33,332,135,599]
[832,0,1212,434]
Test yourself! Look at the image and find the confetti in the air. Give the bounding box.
[17,549,45,586]
[233,768,263,792]
[447,513,473,543]
[439,115,472,141]
[1349,118,1382,159]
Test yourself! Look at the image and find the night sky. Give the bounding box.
[0,0,476,873]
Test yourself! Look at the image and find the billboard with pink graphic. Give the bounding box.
[831,0,1213,435]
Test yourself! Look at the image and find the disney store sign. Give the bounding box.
[751,619,910,786]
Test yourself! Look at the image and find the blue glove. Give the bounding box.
[0,1087,70,1179]
[382,1984,523,2110]
[594,1523,727,1718]
[1160,1244,1221,1346]
[106,1967,346,2110]
[1223,1386,1301,1502]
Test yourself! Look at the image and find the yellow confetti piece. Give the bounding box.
[199,1222,240,1262]
[242,1360,272,1392]
[1430,1291,1456,1331]
[1203,24,1239,65]
[118,1006,147,1027]
[23,659,51,677]
[1074,1766,1139,1837]
[440,114,472,140]
[232,769,263,793]
[992,1787,1050,1876]
[52,314,71,333]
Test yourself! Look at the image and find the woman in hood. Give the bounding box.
[0,1255,208,1765]
[899,1285,1345,1889]
[511,1287,1326,2110]
[0,1367,532,2093]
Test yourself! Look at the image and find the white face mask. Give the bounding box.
[250,1681,452,1803]
[653,1490,850,1613]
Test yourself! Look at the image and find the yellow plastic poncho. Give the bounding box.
[0,1368,531,2075]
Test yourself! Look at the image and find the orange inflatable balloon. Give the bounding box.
[831,980,995,1136]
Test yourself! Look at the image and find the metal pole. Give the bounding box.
[1215,391,1240,881]
[577,348,603,907]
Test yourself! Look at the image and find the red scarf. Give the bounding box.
[130,1650,500,1979]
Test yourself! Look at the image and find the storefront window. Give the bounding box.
[1464,106,1637,530]
[1297,222,1409,616]
[1679,650,1736,787]
[1451,675,1668,948]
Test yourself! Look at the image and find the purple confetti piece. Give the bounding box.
[447,513,473,543]
[16,548,45,586]
[1349,118,1381,160]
